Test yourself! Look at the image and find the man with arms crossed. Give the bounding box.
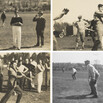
[85,60,100,98]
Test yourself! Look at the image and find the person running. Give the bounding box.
[85,60,100,98]
[10,9,23,50]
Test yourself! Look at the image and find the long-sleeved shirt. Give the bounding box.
[33,16,46,31]
[87,64,100,80]
[10,16,23,26]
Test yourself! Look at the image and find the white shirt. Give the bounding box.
[87,64,100,80]
[73,68,77,73]
[18,65,28,73]
[31,61,37,68]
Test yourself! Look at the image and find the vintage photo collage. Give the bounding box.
[0,0,103,103]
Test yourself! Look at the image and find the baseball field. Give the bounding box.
[0,12,50,50]
[0,66,50,103]
[53,70,103,103]
[56,35,102,51]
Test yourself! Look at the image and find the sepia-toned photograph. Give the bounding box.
[0,52,50,103]
[53,0,103,51]
[0,0,50,50]
[53,52,103,103]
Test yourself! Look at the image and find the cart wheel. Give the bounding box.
[59,32,64,38]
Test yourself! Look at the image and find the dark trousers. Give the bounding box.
[17,77,25,90]
[72,72,76,80]
[0,85,22,103]
[89,79,97,96]
[36,30,44,46]
[0,74,3,92]
[92,40,100,51]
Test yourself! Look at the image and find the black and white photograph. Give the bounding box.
[0,52,50,103]
[53,0,103,51]
[0,0,50,50]
[53,52,103,103]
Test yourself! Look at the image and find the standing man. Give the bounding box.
[85,60,100,98]
[33,11,46,47]
[75,16,88,50]
[94,4,103,49]
[72,67,77,80]
[1,10,6,27]
[10,9,23,50]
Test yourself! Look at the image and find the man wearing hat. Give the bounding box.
[85,60,100,98]
[33,11,46,47]
[10,9,23,50]
[75,15,88,50]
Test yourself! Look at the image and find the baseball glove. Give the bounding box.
[63,8,69,14]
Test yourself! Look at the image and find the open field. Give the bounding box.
[0,66,50,103]
[53,70,103,103]
[0,12,50,50]
[56,35,102,51]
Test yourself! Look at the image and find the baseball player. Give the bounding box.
[10,9,23,50]
[75,16,88,50]
[53,8,69,50]
[94,4,103,49]
[33,11,46,47]
[85,60,100,98]
[72,67,77,80]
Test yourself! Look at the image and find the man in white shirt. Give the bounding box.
[17,60,28,90]
[85,60,100,98]
[75,16,88,49]
[72,67,77,80]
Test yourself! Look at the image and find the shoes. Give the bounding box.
[88,92,94,95]
[91,95,98,98]
[34,44,39,47]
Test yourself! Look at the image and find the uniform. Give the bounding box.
[1,11,6,27]
[10,14,23,50]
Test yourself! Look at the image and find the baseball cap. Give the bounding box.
[78,15,82,19]
[84,60,90,64]
[38,11,43,15]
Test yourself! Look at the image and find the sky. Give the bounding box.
[53,0,103,24]
[53,52,103,64]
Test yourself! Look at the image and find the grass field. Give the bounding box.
[53,70,103,103]
[0,66,50,103]
[56,35,102,51]
[0,12,50,50]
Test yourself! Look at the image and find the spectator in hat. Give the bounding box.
[10,9,23,50]
[85,60,100,98]
[1,10,6,27]
[33,11,46,47]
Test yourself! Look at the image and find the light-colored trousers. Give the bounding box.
[37,72,43,93]
[96,22,103,49]
[12,26,21,49]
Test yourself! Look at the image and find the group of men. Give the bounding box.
[53,4,103,51]
[1,8,46,50]
[0,56,50,103]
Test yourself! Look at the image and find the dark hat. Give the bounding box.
[78,15,82,19]
[84,60,90,63]
[38,11,43,15]
[98,4,103,8]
